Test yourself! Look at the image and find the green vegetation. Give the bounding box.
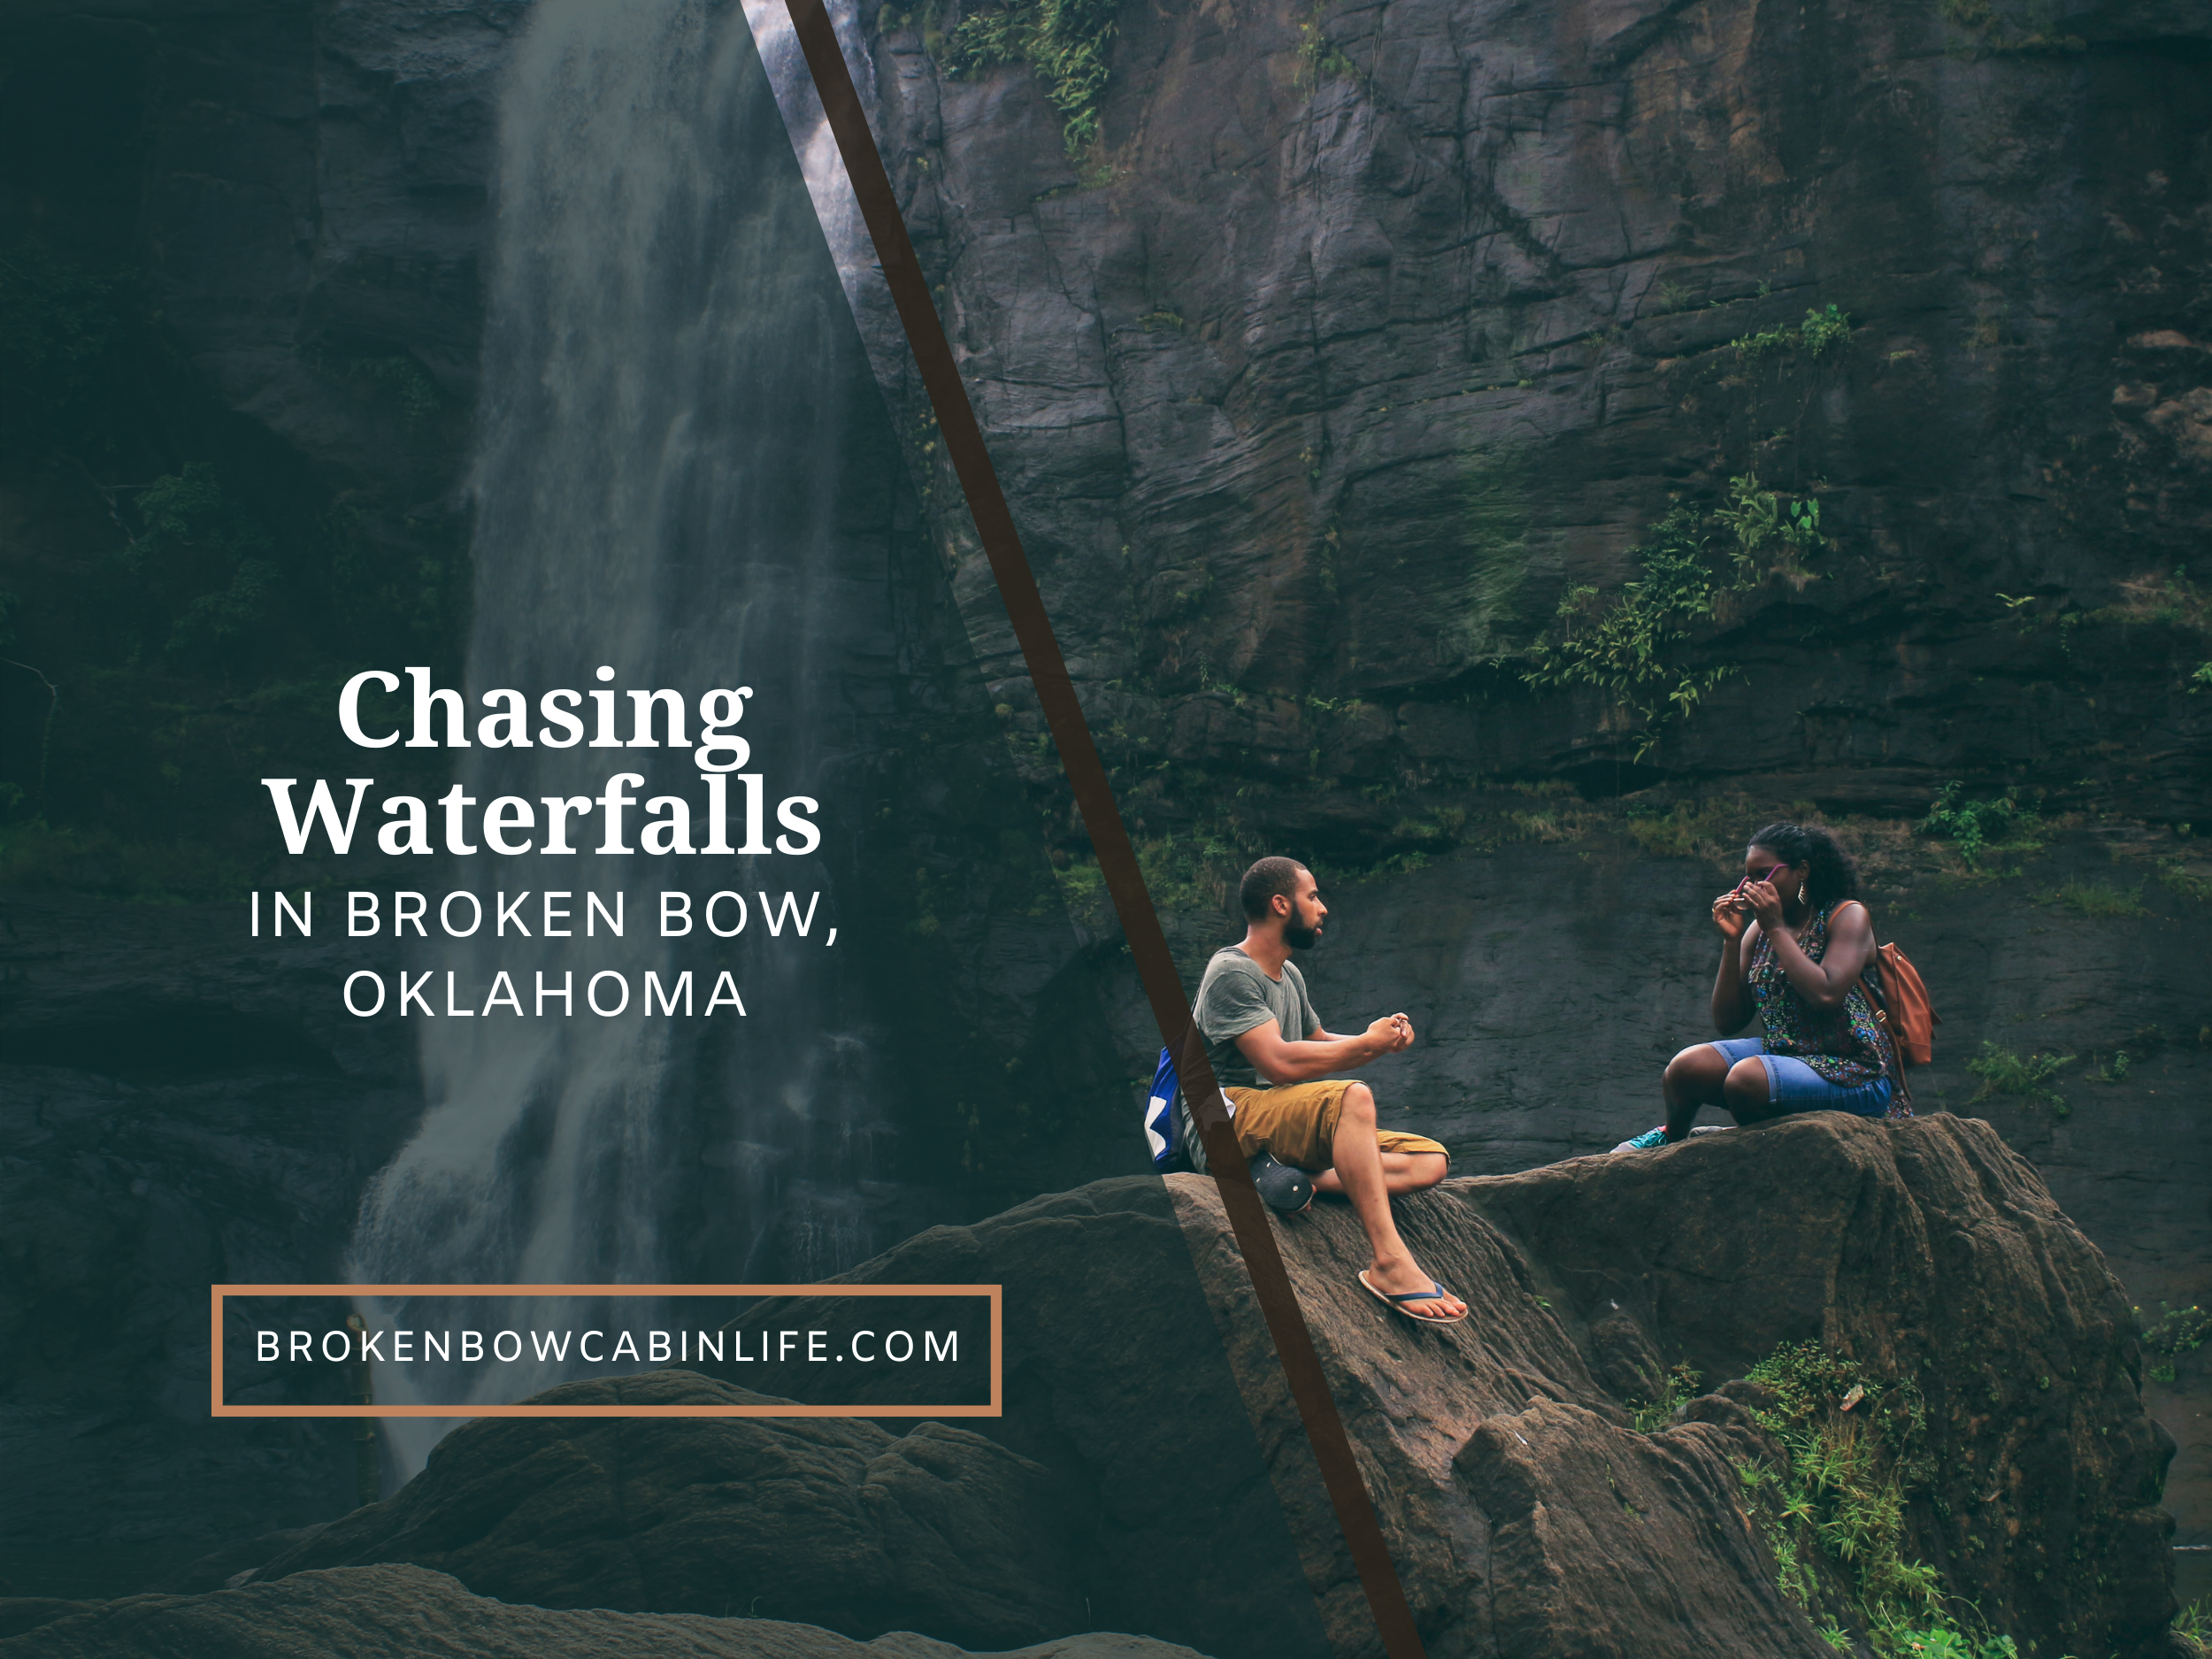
[1999,569,2212,685]
[1050,816,1248,926]
[1918,783,2038,870]
[2039,879,2145,918]
[1522,474,1824,757]
[2085,1048,2131,1083]
[1296,0,1358,88]
[1966,1041,2074,1115]
[1882,1630,2018,1658]
[1722,1341,2016,1658]
[1731,303,1854,361]
[2109,567,2212,633]
[943,0,1118,153]
[2177,1599,2210,1656]
[2157,856,2212,902]
[1137,308,1183,333]
[1622,795,1752,862]
[1630,1361,1703,1432]
[2139,1303,2210,1361]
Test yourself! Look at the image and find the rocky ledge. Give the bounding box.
[1,1113,2180,1659]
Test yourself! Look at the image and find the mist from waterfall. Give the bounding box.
[348,0,924,1471]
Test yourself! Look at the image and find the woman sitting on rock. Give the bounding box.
[1617,820,1907,1151]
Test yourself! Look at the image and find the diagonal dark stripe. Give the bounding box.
[773,6,1429,1655]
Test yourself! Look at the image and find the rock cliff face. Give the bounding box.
[114,1116,2182,1659]
[867,0,2212,823]
[33,0,2212,819]
[0,895,419,1598]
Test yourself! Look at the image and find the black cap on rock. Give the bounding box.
[1248,1151,1314,1214]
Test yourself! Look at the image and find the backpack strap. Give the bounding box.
[1833,901,1911,1110]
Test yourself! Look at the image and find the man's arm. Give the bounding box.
[1235,1014,1412,1085]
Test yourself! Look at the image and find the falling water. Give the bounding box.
[349,0,931,1470]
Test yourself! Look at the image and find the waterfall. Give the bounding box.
[349,0,926,1471]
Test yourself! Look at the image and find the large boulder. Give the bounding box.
[0,1563,1204,1659]
[158,1115,2177,1659]
[733,1113,2177,1658]
[1456,1113,2180,1655]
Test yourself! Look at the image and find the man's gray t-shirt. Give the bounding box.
[1194,946,1320,1090]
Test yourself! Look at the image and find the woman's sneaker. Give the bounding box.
[1612,1127,1673,1152]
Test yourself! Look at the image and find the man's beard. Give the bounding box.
[1286,919,1324,950]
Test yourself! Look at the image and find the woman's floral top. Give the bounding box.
[1749,901,1910,1117]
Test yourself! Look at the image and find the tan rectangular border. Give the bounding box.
[211,1284,1001,1419]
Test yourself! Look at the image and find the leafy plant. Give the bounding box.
[1522,475,1824,757]
[1732,303,1855,361]
[2139,1303,2210,1358]
[2161,857,2212,902]
[944,0,1119,153]
[1886,1629,2019,1658]
[1918,783,2034,870]
[1966,1042,2074,1113]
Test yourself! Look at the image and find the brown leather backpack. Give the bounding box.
[1864,941,1938,1067]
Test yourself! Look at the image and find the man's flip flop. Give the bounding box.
[1358,1269,1468,1325]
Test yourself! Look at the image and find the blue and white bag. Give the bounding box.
[1141,1046,1231,1175]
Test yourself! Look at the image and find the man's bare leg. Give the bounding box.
[1325,1084,1465,1319]
[1311,1150,1446,1198]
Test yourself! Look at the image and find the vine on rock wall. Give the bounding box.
[1521,473,1826,757]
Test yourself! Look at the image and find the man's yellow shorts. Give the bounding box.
[1224,1079,1448,1172]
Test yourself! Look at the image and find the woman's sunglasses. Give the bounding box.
[1736,863,1790,892]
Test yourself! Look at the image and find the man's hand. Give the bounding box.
[1238,1011,1414,1084]
[1366,1013,1415,1054]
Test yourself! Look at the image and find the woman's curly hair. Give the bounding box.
[1747,820,1861,909]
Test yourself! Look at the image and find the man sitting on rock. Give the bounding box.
[1193,856,1467,1324]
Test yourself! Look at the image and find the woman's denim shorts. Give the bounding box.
[1709,1037,1893,1116]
